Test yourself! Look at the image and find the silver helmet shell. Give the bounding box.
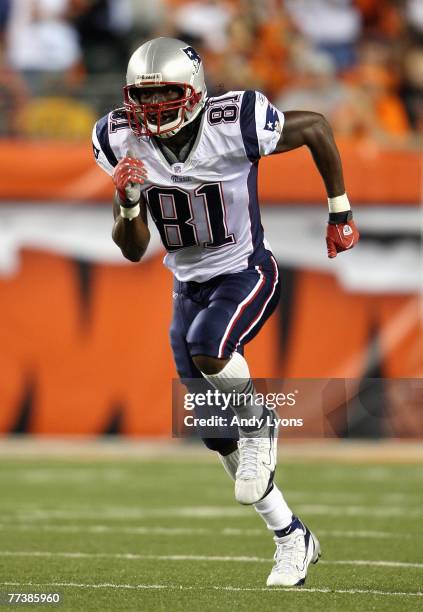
[124,37,207,138]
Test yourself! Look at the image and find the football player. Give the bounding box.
[92,37,359,587]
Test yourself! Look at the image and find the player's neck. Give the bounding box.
[154,113,202,163]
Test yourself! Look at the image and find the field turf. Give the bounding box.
[0,443,421,611]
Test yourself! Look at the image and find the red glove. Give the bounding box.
[113,149,147,204]
[326,212,360,258]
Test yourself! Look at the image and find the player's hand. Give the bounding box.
[113,149,147,205]
[326,212,360,259]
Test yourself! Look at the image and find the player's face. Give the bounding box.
[131,85,183,126]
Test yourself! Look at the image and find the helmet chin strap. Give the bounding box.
[154,127,181,139]
[153,95,206,139]
[146,106,185,139]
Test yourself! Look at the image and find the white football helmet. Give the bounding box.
[124,37,207,138]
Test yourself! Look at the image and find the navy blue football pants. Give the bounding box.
[170,254,281,453]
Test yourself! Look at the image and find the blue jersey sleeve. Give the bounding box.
[240,90,260,162]
[92,114,118,176]
[239,91,284,162]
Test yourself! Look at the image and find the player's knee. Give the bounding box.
[201,437,238,454]
[192,354,229,375]
[186,305,231,367]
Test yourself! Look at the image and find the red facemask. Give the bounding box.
[123,82,202,137]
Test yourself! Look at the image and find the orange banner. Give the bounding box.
[0,139,421,203]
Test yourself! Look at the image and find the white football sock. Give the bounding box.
[201,352,264,427]
[219,449,293,531]
[254,485,293,531]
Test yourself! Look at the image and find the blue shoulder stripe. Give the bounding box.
[240,91,259,163]
[96,115,118,168]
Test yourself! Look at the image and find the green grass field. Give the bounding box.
[0,442,422,611]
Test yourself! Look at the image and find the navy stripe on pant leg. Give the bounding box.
[186,267,264,358]
[217,256,280,357]
[233,256,280,351]
[186,256,280,360]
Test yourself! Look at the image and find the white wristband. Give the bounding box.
[327,193,351,213]
[120,204,140,220]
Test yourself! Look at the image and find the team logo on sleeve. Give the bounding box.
[182,46,202,73]
[264,104,280,132]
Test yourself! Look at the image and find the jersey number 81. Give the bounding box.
[145,183,235,251]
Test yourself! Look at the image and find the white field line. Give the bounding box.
[0,487,419,505]
[1,467,421,483]
[1,551,422,569]
[0,524,209,536]
[0,581,421,598]
[0,523,415,540]
[0,468,129,484]
[3,505,422,520]
[296,505,423,518]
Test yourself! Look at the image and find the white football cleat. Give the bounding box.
[266,517,321,587]
[235,413,278,505]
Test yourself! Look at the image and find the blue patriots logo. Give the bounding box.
[264,104,280,132]
[182,46,202,73]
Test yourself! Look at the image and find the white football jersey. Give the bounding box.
[92,90,284,282]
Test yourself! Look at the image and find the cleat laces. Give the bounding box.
[273,533,306,575]
[236,438,263,479]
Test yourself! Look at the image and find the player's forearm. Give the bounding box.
[304,114,345,198]
[112,195,150,262]
[276,111,345,198]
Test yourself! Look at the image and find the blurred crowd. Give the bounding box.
[0,0,422,146]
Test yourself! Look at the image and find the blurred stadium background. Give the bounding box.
[0,2,422,609]
[0,0,421,438]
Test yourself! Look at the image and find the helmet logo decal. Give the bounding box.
[135,72,162,85]
[182,46,201,74]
